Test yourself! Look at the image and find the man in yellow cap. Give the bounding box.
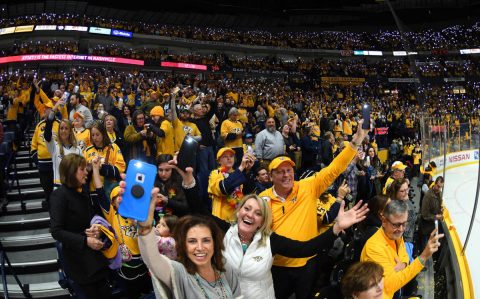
[259,121,369,299]
[383,161,407,194]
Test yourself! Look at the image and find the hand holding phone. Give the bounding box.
[118,160,157,222]
[361,103,371,130]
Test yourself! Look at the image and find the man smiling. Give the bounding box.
[259,120,369,299]
[361,200,443,298]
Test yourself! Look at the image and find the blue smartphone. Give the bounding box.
[361,103,371,130]
[118,160,157,222]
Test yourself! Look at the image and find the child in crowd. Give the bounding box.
[154,214,178,260]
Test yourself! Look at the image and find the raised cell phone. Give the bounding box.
[361,103,371,130]
[177,135,199,172]
[435,219,439,237]
[118,160,157,222]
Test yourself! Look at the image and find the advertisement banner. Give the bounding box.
[161,61,207,71]
[388,78,420,83]
[15,25,34,33]
[35,25,57,31]
[0,27,16,35]
[111,29,132,38]
[0,54,144,66]
[89,27,111,35]
[321,77,365,85]
[62,25,88,31]
[443,77,465,82]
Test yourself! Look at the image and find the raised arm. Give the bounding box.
[170,161,231,233]
[117,181,174,289]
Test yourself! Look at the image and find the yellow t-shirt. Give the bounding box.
[173,119,201,152]
[102,207,140,255]
[316,194,336,234]
[73,128,91,152]
[220,119,243,148]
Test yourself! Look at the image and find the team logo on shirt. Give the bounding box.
[252,256,263,262]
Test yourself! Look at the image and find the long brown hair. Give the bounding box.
[90,120,111,148]
[174,215,225,274]
[59,154,86,188]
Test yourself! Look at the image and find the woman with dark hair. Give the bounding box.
[124,110,156,163]
[50,154,111,299]
[364,147,384,197]
[84,120,126,193]
[341,261,384,299]
[119,104,133,133]
[153,154,190,219]
[138,210,241,299]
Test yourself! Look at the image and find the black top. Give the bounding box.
[50,185,109,284]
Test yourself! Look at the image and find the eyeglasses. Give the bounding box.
[386,217,407,229]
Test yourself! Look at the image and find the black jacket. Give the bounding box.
[50,185,109,284]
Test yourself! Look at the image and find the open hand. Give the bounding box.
[333,200,369,234]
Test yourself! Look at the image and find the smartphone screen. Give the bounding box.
[177,135,199,172]
[362,103,371,130]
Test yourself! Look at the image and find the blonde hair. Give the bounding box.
[235,194,272,246]
[58,120,77,158]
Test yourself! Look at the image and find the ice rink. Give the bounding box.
[441,162,479,297]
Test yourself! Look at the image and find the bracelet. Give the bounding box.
[182,178,196,189]
[336,196,344,202]
[418,256,426,266]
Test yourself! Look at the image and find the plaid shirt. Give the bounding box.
[344,162,358,201]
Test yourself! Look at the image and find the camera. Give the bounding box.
[136,173,145,183]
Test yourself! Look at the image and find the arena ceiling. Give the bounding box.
[1,0,479,30]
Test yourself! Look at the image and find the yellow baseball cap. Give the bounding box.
[216,147,235,160]
[269,156,295,172]
[391,161,407,171]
